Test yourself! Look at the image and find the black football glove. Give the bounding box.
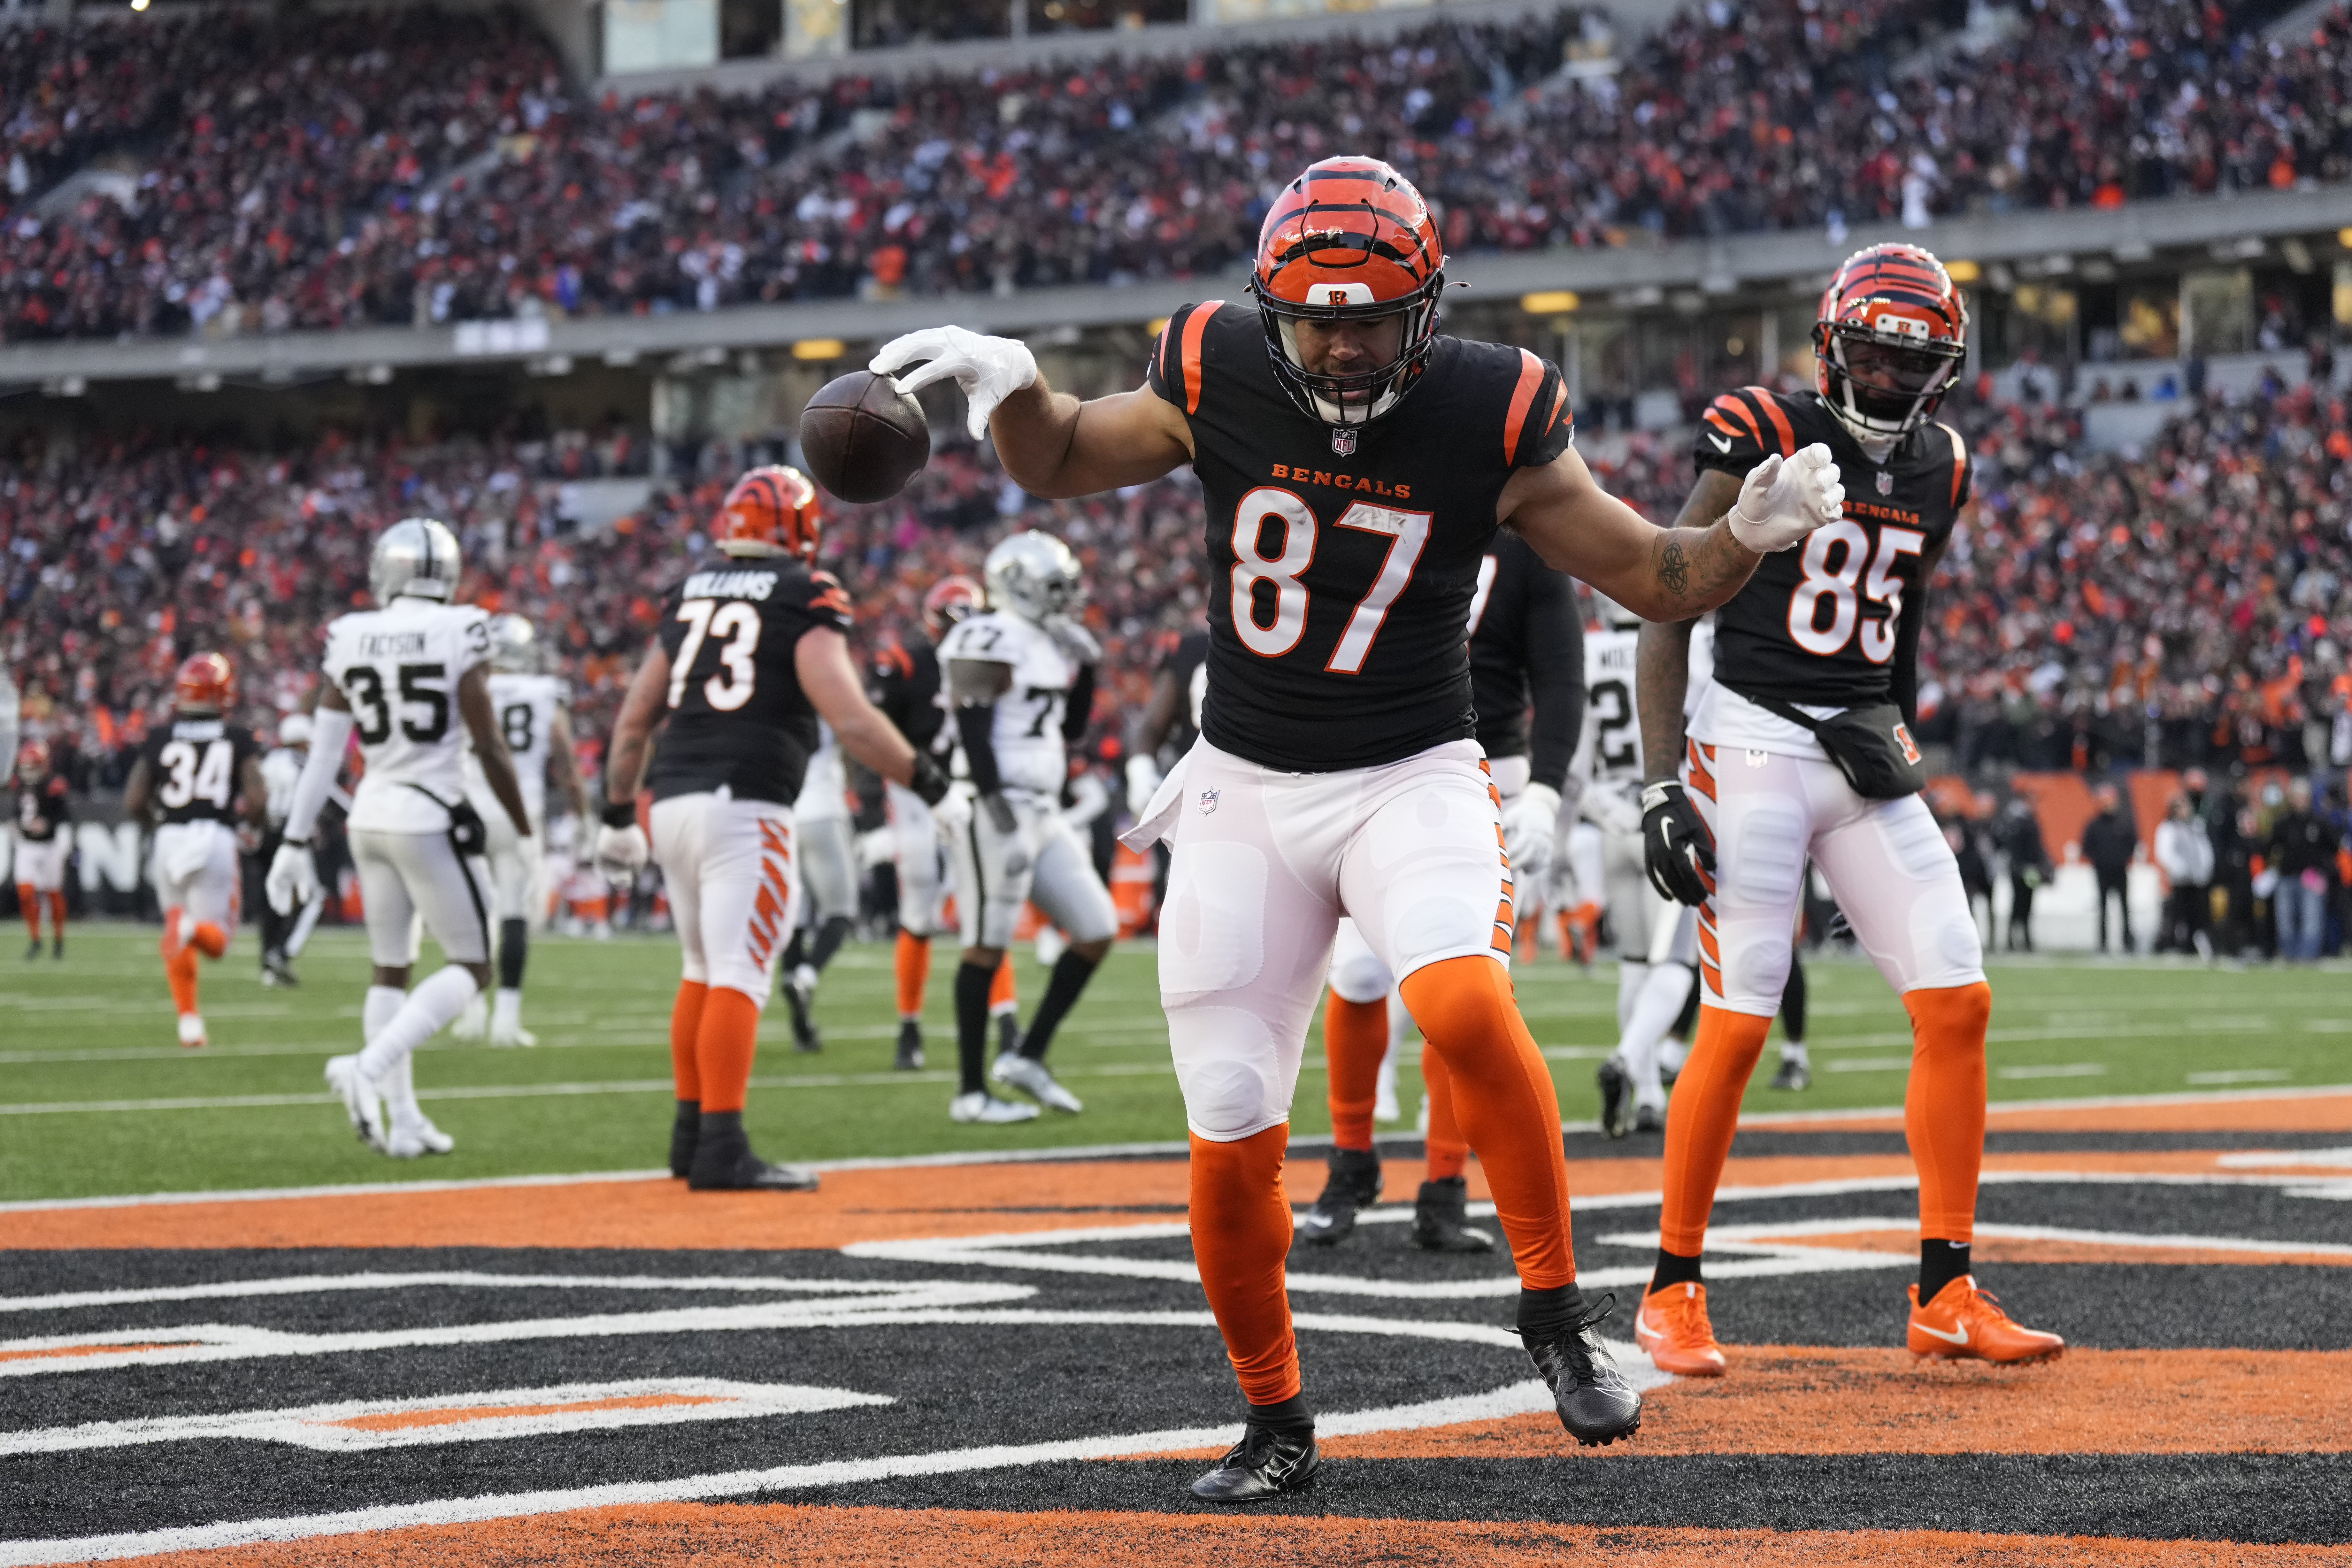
[1641,781,1715,906]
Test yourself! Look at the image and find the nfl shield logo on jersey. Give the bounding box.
[1876,470,1894,496]
[1330,427,1357,457]
[1198,787,1221,816]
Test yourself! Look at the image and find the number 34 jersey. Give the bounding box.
[1146,301,1574,773]
[138,719,260,826]
[322,598,493,833]
[647,557,853,807]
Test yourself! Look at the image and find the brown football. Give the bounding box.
[799,371,931,505]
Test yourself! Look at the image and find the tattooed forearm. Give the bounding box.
[1636,618,1695,783]
[1658,540,1689,599]
[1649,522,1759,610]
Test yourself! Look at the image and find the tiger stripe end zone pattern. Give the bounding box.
[5,1088,2352,1564]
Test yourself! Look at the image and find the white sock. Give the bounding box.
[357,968,479,1080]
[493,988,522,1030]
[1622,961,1694,1108]
[1615,959,1649,1035]
[1659,1036,1690,1077]
[1782,1041,1810,1068]
[381,1055,427,1132]
[363,985,406,1043]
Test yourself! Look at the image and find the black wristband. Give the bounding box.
[908,752,952,807]
[601,799,640,828]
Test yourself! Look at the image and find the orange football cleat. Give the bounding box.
[1907,1275,2065,1364]
[1634,1281,1728,1377]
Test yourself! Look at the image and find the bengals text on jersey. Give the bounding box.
[1144,300,1573,773]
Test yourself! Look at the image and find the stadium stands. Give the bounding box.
[5,0,2348,342]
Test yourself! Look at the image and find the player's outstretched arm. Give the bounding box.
[798,629,950,802]
[602,644,671,807]
[871,327,1192,499]
[458,665,532,838]
[1632,467,1741,784]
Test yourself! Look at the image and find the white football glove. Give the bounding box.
[1580,781,1644,838]
[265,841,319,916]
[1728,443,1845,553]
[1501,782,1563,883]
[870,326,1038,441]
[593,823,649,887]
[1125,753,1163,819]
[932,781,975,841]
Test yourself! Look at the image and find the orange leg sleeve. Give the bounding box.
[1398,955,1574,1289]
[1188,1125,1300,1406]
[895,930,932,1018]
[1656,1005,1774,1256]
[1904,981,1991,1245]
[20,886,41,941]
[191,922,227,960]
[988,952,1016,1010]
[45,890,65,935]
[165,944,200,1016]
[1322,990,1386,1152]
[694,986,763,1114]
[1421,1042,1469,1182]
[669,980,710,1102]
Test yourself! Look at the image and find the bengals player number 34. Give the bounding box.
[871,155,1849,1503]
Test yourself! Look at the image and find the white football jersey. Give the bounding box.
[465,670,567,828]
[937,610,1076,798]
[1576,627,1642,795]
[322,598,491,833]
[795,723,849,822]
[259,747,305,827]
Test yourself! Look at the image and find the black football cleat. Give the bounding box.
[1596,1055,1633,1139]
[1527,1294,1643,1447]
[1633,1103,1665,1135]
[1297,1146,1381,1246]
[995,1011,1025,1058]
[24,939,40,961]
[668,1098,701,1178]
[50,936,63,960]
[1410,1176,1495,1253]
[687,1111,819,1192]
[783,979,822,1053]
[1188,1426,1319,1503]
[894,1019,925,1071]
[1769,1058,1811,1091]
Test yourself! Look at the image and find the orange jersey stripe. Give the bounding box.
[1712,396,1761,442]
[1749,389,1796,456]
[1943,422,1969,507]
[1180,301,1224,414]
[1502,349,1546,464]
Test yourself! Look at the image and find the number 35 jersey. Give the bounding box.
[1695,386,1969,709]
[138,719,260,826]
[647,557,852,806]
[322,598,492,833]
[1146,301,1574,773]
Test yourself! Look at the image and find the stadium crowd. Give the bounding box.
[5,0,2349,341]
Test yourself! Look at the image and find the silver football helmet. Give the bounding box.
[982,530,1082,625]
[489,613,538,673]
[368,517,462,605]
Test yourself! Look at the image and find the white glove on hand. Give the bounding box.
[1501,782,1563,883]
[593,823,649,888]
[265,841,318,916]
[1125,753,1163,819]
[1580,781,1644,838]
[871,326,1038,441]
[1728,442,1844,553]
[1046,613,1102,664]
[932,781,975,841]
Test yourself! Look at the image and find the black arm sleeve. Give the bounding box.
[956,704,1005,796]
[1521,571,1583,793]
[1062,665,1096,745]
[1890,584,1927,727]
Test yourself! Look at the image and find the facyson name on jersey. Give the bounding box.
[354,631,432,658]
[682,570,778,601]
[1268,464,1412,499]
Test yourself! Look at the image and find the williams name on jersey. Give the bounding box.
[322,600,493,832]
[1146,301,1574,772]
[647,560,853,806]
[1697,385,1969,707]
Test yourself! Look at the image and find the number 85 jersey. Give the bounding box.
[322,598,492,833]
[1146,301,1573,773]
[1695,386,1969,709]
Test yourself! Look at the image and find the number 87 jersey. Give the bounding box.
[1696,385,1970,707]
[322,598,494,833]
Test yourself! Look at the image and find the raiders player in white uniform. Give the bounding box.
[936,530,1119,1124]
[256,713,341,988]
[776,722,857,1053]
[452,615,587,1047]
[270,519,534,1159]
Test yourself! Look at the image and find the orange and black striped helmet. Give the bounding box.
[174,651,235,713]
[714,465,822,562]
[1812,243,1969,442]
[921,574,983,640]
[1249,157,1446,427]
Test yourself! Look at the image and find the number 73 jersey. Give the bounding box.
[322,598,493,833]
[1697,386,1969,707]
[1146,302,1573,773]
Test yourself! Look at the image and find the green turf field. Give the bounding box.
[3,923,2348,1202]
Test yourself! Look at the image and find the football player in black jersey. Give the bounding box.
[870,574,982,1071]
[874,155,1847,1499]
[12,737,73,960]
[123,653,267,1049]
[1309,530,1583,1253]
[1633,243,2062,1377]
[598,467,952,1191]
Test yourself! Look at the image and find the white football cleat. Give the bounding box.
[990,1052,1083,1114]
[324,1055,387,1150]
[450,995,488,1041]
[177,1013,207,1050]
[488,1020,537,1048]
[950,1090,1040,1125]
[386,1118,456,1158]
